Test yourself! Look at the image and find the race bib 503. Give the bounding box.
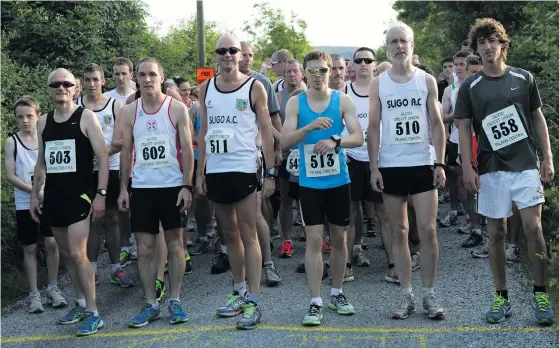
[45,139,76,173]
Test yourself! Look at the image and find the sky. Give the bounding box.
[144,0,399,49]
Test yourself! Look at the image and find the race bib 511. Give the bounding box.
[205,128,236,154]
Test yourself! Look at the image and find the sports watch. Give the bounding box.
[97,189,107,197]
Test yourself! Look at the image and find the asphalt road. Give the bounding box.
[1,202,558,348]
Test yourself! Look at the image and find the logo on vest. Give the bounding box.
[207,100,213,109]
[103,115,112,125]
[235,99,248,111]
[146,120,157,132]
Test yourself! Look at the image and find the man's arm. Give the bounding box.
[171,100,194,185]
[166,88,183,102]
[31,116,48,199]
[280,97,308,150]
[119,105,135,191]
[532,108,553,163]
[83,110,109,192]
[252,81,274,170]
[426,75,445,164]
[441,85,454,124]
[340,93,364,148]
[454,77,474,167]
[196,81,210,178]
[4,136,32,193]
[367,78,382,169]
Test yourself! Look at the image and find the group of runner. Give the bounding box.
[5,17,554,337]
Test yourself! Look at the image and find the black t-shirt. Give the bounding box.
[454,66,542,175]
[437,79,449,102]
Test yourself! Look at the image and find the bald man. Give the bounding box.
[374,61,393,77]
[30,68,109,336]
[197,35,275,330]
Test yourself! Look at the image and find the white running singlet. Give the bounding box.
[78,97,120,170]
[378,69,432,167]
[104,88,133,105]
[204,77,258,174]
[132,96,183,188]
[342,82,371,162]
[12,134,38,210]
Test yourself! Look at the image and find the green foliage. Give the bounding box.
[242,1,313,61]
[375,45,389,63]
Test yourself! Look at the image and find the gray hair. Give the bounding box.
[386,21,415,43]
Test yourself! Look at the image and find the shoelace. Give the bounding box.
[242,302,256,317]
[491,294,506,312]
[308,303,321,316]
[534,292,550,311]
[335,294,349,306]
[170,302,184,314]
[280,243,292,253]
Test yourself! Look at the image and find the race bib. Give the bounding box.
[23,166,34,183]
[389,110,425,144]
[137,135,171,168]
[205,128,236,154]
[303,144,340,178]
[361,130,368,148]
[482,105,528,151]
[286,149,300,176]
[45,140,76,173]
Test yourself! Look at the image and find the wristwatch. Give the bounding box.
[182,184,194,193]
[97,189,107,197]
[330,135,341,148]
[434,163,446,169]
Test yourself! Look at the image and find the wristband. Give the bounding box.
[434,163,446,169]
[182,185,194,193]
[265,168,276,176]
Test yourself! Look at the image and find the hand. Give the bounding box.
[306,117,333,132]
[274,150,283,167]
[91,195,106,222]
[261,177,275,197]
[433,167,446,189]
[540,158,554,183]
[313,139,336,155]
[176,188,192,213]
[196,174,207,196]
[370,168,384,192]
[462,166,480,193]
[118,190,130,212]
[30,196,42,224]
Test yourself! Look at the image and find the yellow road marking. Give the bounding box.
[1,325,550,343]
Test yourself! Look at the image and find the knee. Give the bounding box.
[391,226,408,243]
[329,231,346,247]
[239,229,258,246]
[489,224,507,244]
[44,237,58,253]
[69,249,87,262]
[418,224,437,244]
[137,241,155,260]
[523,218,542,236]
[23,243,38,256]
[306,232,323,251]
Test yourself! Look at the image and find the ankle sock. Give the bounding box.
[310,297,323,307]
[496,290,509,300]
[77,298,86,308]
[533,285,546,294]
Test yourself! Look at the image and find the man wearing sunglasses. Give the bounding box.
[197,35,275,330]
[118,57,194,328]
[281,50,364,326]
[30,68,109,336]
[368,22,446,321]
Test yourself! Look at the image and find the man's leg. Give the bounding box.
[234,191,261,297]
[23,243,39,293]
[44,235,67,308]
[52,227,85,304]
[506,203,521,263]
[164,228,186,300]
[257,194,281,286]
[86,219,101,282]
[305,225,325,299]
[376,202,396,280]
[136,233,158,304]
[191,192,212,255]
[103,207,133,286]
[278,178,294,257]
[155,231,167,284]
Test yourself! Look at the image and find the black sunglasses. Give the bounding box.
[48,81,75,88]
[215,47,241,55]
[354,58,376,65]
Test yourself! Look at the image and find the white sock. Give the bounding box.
[311,297,323,306]
[111,264,119,272]
[264,261,274,268]
[47,284,57,289]
[77,298,86,308]
[472,229,482,235]
[150,302,159,309]
[90,310,99,316]
[184,249,189,256]
[121,246,130,252]
[400,287,413,295]
[221,245,228,254]
[29,291,40,296]
[330,288,342,296]
[285,239,293,244]
[423,287,434,295]
[169,298,180,303]
[233,282,247,297]
[353,244,362,252]
[91,262,97,273]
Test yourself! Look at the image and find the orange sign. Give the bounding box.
[196,67,215,86]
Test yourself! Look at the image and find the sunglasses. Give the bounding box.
[305,67,329,76]
[271,61,284,67]
[354,58,375,65]
[215,47,241,55]
[48,81,75,88]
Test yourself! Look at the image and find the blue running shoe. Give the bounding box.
[59,302,86,324]
[129,303,161,328]
[216,292,245,317]
[75,311,104,336]
[168,300,188,324]
[486,293,512,323]
[236,301,262,330]
[533,292,554,325]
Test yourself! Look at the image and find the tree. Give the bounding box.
[242,1,313,61]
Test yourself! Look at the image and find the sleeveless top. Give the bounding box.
[298,90,350,189]
[342,82,370,162]
[12,133,38,210]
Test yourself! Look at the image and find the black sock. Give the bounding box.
[388,263,395,270]
[496,290,508,300]
[346,262,352,269]
[533,285,546,294]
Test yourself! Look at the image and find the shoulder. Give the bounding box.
[170,96,188,114]
[508,66,534,83]
[165,88,182,101]
[250,79,266,95]
[81,107,98,122]
[103,89,114,97]
[4,134,15,149]
[250,71,272,86]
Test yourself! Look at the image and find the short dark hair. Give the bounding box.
[461,39,471,47]
[14,95,40,115]
[466,55,481,70]
[469,18,510,61]
[174,77,189,87]
[453,50,470,61]
[83,63,105,79]
[415,64,436,77]
[303,50,333,69]
[441,56,453,67]
[353,47,376,60]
